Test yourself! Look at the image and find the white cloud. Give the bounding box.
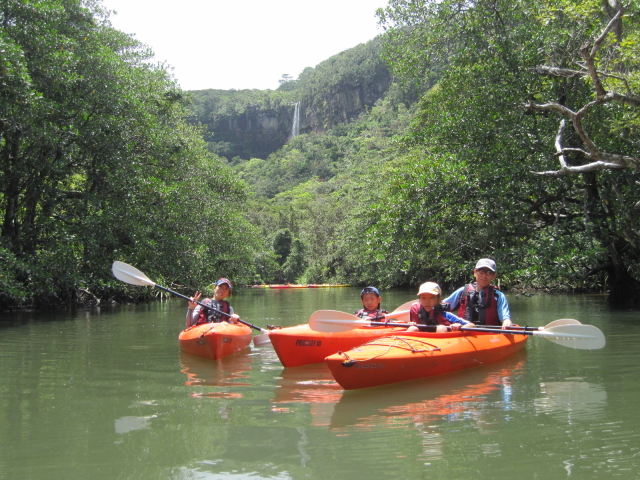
[100,0,385,91]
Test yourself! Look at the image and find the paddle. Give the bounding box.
[253,300,415,347]
[308,312,605,350]
[460,324,605,350]
[309,299,415,326]
[112,261,269,336]
[458,318,582,330]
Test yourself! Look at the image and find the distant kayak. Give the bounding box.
[179,322,253,360]
[325,330,528,390]
[249,283,352,289]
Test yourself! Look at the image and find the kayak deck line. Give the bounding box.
[338,336,443,366]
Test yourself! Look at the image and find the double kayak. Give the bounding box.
[325,330,528,390]
[179,322,253,360]
[269,323,407,367]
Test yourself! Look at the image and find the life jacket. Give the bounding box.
[196,298,231,325]
[412,303,450,326]
[355,308,387,319]
[458,283,500,326]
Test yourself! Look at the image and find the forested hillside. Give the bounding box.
[2,0,639,308]
[223,0,640,305]
[188,37,394,160]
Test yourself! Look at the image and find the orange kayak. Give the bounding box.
[269,323,406,367]
[325,330,528,390]
[179,322,253,360]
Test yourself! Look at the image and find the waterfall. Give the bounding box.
[291,102,300,138]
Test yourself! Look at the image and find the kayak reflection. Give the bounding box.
[329,352,528,430]
[179,351,253,392]
[270,363,343,426]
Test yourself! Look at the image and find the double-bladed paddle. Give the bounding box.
[111,261,270,338]
[253,300,416,347]
[308,311,605,350]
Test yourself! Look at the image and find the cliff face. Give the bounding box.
[299,70,392,136]
[191,39,392,160]
[200,67,391,160]
[205,106,294,160]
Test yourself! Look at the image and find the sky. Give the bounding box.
[99,0,387,91]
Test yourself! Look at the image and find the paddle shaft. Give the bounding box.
[461,326,537,336]
[332,321,542,335]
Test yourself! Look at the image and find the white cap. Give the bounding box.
[417,282,441,296]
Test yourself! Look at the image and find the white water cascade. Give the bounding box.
[291,102,300,138]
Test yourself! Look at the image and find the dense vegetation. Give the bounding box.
[228,0,640,304]
[2,0,639,308]
[0,0,260,308]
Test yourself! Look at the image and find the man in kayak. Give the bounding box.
[443,258,513,329]
[354,286,388,319]
[407,282,472,333]
[185,278,240,327]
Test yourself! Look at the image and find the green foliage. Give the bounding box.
[0,0,261,307]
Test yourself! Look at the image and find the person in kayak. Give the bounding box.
[354,286,388,319]
[443,258,513,329]
[185,278,240,327]
[407,282,472,333]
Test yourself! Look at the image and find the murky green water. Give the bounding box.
[0,288,638,479]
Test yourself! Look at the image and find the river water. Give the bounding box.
[0,288,638,479]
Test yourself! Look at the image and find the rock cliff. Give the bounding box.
[189,38,392,160]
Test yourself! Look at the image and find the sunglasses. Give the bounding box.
[476,268,495,274]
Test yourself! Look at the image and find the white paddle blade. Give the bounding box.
[390,300,416,314]
[385,309,410,322]
[534,324,605,350]
[308,310,367,332]
[112,261,156,287]
[253,333,271,346]
[543,318,582,329]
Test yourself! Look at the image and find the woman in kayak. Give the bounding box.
[354,286,388,319]
[407,282,473,333]
[185,278,240,327]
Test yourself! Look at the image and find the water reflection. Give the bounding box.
[114,415,157,434]
[534,380,607,419]
[329,353,527,432]
[270,363,342,425]
[266,352,531,434]
[179,351,253,398]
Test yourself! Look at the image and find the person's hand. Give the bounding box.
[229,313,240,324]
[436,325,449,333]
[188,291,202,309]
[501,319,513,330]
[450,324,461,332]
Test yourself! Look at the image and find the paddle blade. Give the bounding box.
[386,300,414,322]
[253,333,271,346]
[544,318,582,329]
[534,324,606,350]
[112,261,156,287]
[309,310,369,332]
[390,300,416,315]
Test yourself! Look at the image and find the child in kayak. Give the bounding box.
[186,278,240,327]
[354,286,388,319]
[407,282,473,333]
[443,258,513,329]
